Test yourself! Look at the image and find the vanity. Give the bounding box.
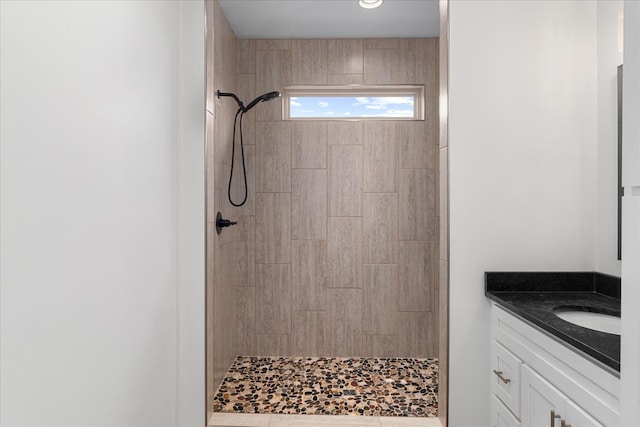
[486,272,621,427]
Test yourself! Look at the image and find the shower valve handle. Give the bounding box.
[216,212,237,235]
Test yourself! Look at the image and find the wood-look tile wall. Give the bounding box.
[206,0,240,417]
[227,37,440,358]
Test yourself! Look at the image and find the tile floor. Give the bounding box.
[208,413,443,427]
[210,356,439,426]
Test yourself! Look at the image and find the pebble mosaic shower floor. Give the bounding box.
[213,356,438,417]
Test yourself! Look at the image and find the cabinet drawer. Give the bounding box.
[492,395,521,427]
[492,341,522,418]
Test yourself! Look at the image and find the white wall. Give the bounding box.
[0,1,205,425]
[177,2,206,426]
[621,2,640,189]
[620,1,640,424]
[596,0,624,277]
[448,1,598,425]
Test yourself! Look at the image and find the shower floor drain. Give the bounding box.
[213,356,438,417]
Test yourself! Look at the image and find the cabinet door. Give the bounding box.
[492,341,522,417]
[565,399,604,427]
[493,395,521,427]
[521,365,566,427]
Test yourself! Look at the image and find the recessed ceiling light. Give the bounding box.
[359,0,383,9]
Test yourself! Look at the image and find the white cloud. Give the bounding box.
[290,100,302,107]
[355,96,414,107]
[352,96,415,116]
[318,101,329,108]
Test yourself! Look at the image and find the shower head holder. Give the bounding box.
[217,90,281,113]
[217,90,245,110]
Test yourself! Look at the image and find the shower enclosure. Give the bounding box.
[205,0,444,422]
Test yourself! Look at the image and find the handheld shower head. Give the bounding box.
[244,91,281,112]
[216,89,281,208]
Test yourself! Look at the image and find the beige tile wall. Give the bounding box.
[206,0,240,418]
[230,37,439,358]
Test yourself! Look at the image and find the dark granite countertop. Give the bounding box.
[485,272,621,375]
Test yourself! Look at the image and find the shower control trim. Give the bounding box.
[216,212,237,235]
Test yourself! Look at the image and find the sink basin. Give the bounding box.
[553,308,621,335]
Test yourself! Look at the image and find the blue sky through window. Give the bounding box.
[289,96,415,118]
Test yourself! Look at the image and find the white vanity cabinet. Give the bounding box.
[491,303,619,427]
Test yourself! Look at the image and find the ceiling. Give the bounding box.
[217,0,440,39]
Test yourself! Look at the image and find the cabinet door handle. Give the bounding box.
[550,410,561,427]
[561,421,572,427]
[493,370,511,384]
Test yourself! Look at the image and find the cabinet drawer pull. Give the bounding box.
[550,410,561,427]
[493,369,511,384]
[560,421,572,427]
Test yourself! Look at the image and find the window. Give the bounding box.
[282,85,425,121]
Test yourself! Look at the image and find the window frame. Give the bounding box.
[282,85,425,121]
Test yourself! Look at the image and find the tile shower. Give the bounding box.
[205,0,440,420]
